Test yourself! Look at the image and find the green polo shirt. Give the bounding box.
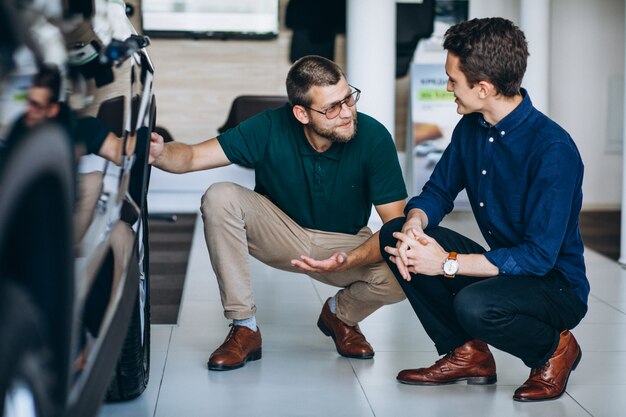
[217,104,407,234]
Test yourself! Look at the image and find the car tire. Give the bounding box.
[0,123,74,416]
[105,207,151,402]
[0,283,55,417]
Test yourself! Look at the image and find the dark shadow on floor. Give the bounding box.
[149,213,196,324]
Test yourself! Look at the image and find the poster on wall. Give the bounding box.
[408,64,463,198]
[405,0,469,208]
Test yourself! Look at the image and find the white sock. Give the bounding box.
[233,316,257,331]
[328,295,337,314]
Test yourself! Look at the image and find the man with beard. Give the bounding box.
[148,55,407,371]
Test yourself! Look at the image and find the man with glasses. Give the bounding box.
[6,65,122,164]
[149,55,407,371]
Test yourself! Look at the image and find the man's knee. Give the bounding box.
[454,286,506,336]
[201,182,242,216]
[374,266,407,304]
[385,278,407,304]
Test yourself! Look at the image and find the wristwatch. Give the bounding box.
[443,252,459,278]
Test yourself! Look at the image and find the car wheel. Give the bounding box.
[0,123,74,416]
[0,283,55,417]
[105,207,150,402]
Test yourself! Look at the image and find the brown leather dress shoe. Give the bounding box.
[397,340,497,385]
[317,298,374,359]
[207,325,262,371]
[513,329,581,402]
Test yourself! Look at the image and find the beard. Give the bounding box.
[309,115,358,143]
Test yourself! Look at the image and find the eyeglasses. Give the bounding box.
[303,85,361,119]
[27,98,51,111]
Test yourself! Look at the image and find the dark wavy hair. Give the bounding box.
[443,17,529,97]
[286,55,345,107]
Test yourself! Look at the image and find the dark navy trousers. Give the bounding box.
[379,217,587,368]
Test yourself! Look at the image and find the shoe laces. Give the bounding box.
[529,361,551,380]
[225,323,239,339]
[433,352,455,368]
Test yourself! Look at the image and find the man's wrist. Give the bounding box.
[406,208,426,230]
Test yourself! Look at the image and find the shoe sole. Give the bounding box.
[512,349,582,402]
[317,318,374,359]
[207,348,262,371]
[397,375,498,386]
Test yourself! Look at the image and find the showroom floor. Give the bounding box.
[99,177,626,417]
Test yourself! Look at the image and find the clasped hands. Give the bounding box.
[384,223,448,282]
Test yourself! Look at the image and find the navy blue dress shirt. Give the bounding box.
[405,90,589,304]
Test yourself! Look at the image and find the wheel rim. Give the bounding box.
[138,218,147,346]
[3,381,38,417]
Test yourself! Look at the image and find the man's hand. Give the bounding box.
[394,211,428,281]
[385,231,447,280]
[291,252,349,273]
[149,131,164,165]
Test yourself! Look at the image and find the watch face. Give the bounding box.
[443,259,459,275]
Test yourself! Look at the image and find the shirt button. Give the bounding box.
[481,170,487,175]
[489,137,494,143]
[500,131,505,136]
[488,230,492,235]
[479,202,485,207]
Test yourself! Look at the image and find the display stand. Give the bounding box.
[404,17,469,208]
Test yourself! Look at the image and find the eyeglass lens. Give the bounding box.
[28,98,49,111]
[325,89,360,119]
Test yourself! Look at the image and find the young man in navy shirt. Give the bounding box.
[379,17,589,402]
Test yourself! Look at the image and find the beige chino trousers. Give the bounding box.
[200,182,405,326]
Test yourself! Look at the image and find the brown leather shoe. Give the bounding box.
[397,340,497,385]
[317,298,374,359]
[513,329,581,402]
[207,325,262,371]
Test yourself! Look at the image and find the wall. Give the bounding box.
[550,0,624,209]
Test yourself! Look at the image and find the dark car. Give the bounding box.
[0,1,155,416]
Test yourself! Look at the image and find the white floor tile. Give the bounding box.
[583,300,626,323]
[567,385,626,417]
[155,350,374,417]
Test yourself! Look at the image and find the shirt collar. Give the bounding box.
[478,88,533,137]
[298,139,344,160]
[296,126,345,160]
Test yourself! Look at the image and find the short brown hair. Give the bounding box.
[286,55,345,106]
[443,17,528,97]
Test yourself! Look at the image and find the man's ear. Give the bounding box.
[477,81,495,99]
[292,104,310,125]
[48,102,61,119]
